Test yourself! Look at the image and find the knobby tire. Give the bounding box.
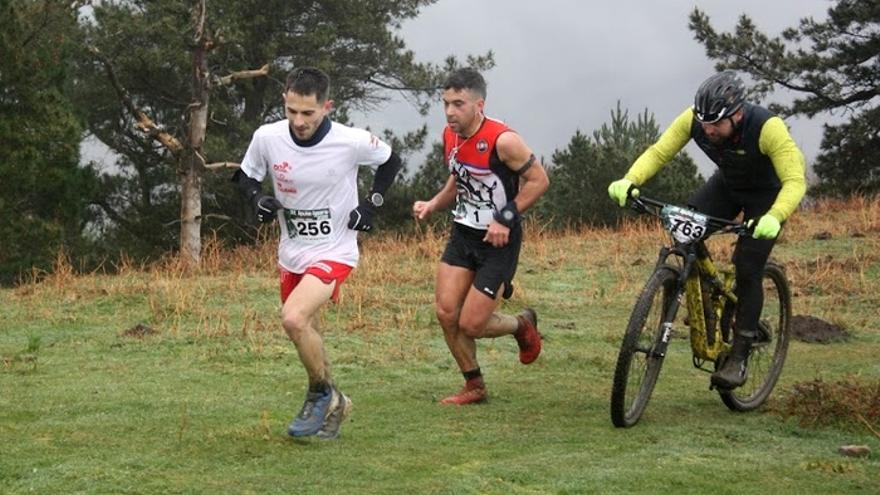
[719,262,792,411]
[610,265,678,427]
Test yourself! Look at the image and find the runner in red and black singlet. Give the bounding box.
[413,68,550,406]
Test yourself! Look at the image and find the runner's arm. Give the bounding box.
[496,132,549,213]
[369,151,402,196]
[413,174,457,220]
[430,174,458,210]
[231,168,262,203]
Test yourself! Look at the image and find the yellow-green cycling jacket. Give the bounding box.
[625,103,807,222]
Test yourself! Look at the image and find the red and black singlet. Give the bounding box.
[443,117,520,230]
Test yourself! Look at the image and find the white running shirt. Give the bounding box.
[239,119,392,273]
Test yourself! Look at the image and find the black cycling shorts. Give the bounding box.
[440,222,522,300]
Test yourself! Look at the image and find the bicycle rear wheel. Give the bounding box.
[719,262,792,411]
[610,265,679,427]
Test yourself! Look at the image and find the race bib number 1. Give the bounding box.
[284,208,332,240]
[454,201,494,229]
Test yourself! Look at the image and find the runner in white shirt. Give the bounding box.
[233,67,401,439]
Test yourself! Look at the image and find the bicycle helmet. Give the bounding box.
[693,70,745,124]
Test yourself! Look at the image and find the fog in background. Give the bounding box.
[82,1,836,181]
[351,0,835,180]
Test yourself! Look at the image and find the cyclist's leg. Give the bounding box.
[732,187,781,337]
[732,236,776,337]
[712,187,778,388]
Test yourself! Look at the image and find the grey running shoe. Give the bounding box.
[287,387,339,437]
[316,392,353,439]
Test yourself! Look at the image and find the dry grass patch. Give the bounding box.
[775,377,880,438]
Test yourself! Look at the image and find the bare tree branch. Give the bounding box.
[87,45,184,155]
[216,64,271,86]
[366,76,440,92]
[205,162,241,170]
[194,0,207,46]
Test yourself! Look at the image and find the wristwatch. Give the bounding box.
[368,191,384,207]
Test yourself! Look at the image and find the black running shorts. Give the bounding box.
[440,222,522,299]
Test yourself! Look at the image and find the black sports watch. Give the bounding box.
[367,191,384,208]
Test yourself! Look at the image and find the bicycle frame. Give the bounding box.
[650,242,737,363]
[633,196,747,366]
[688,255,738,362]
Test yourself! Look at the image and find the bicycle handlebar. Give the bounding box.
[628,193,752,238]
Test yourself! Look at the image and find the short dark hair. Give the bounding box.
[285,67,330,102]
[443,68,486,99]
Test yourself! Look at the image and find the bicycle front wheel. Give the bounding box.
[719,262,792,411]
[610,265,679,427]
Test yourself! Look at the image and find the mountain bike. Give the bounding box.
[609,194,792,428]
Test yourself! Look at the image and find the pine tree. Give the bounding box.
[541,104,703,227]
[0,0,97,284]
[689,2,880,196]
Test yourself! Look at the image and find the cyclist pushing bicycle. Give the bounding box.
[608,70,806,390]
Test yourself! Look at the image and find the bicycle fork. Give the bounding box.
[647,247,693,359]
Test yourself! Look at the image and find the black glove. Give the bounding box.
[255,195,283,223]
[347,200,376,232]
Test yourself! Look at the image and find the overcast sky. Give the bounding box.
[353,0,835,179]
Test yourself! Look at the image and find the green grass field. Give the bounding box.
[2,198,879,494]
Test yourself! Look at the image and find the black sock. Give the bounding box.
[463,368,482,381]
[309,381,331,394]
